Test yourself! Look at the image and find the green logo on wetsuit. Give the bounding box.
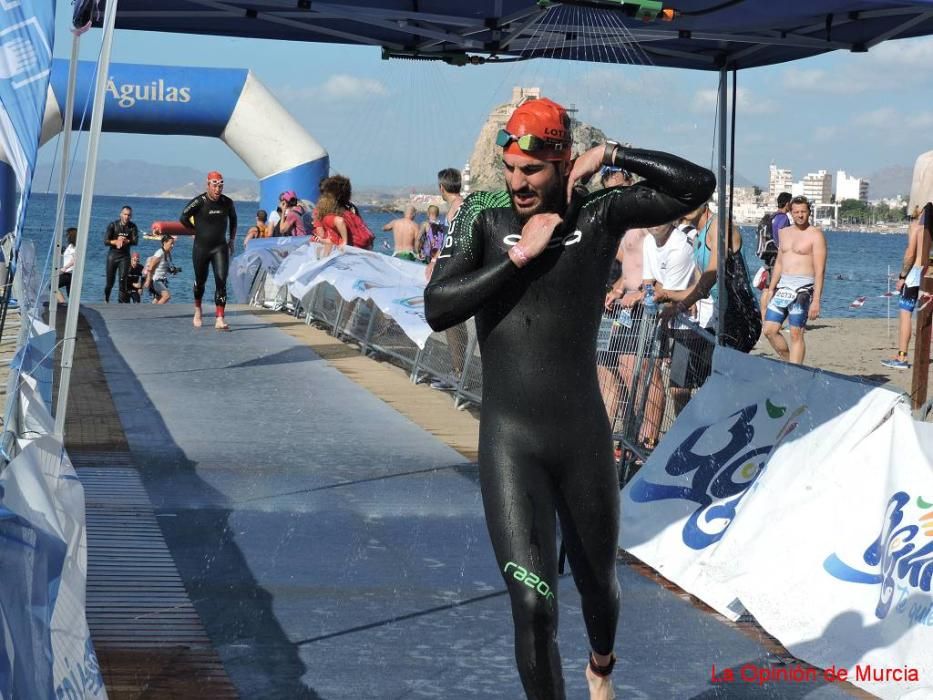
[504,561,555,602]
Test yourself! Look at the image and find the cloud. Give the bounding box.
[871,36,933,68]
[812,126,841,142]
[692,87,775,114]
[779,67,869,94]
[319,74,389,101]
[852,108,899,128]
[905,112,933,129]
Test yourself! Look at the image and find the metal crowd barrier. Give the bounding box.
[248,271,717,450]
[597,303,716,481]
[249,270,481,410]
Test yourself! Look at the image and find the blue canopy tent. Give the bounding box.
[47,0,932,426]
[100,1,933,70]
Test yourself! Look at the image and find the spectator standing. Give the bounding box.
[762,195,827,365]
[417,205,445,263]
[243,209,269,246]
[278,191,309,237]
[757,192,793,318]
[882,210,928,369]
[103,205,139,303]
[56,227,77,304]
[382,206,420,260]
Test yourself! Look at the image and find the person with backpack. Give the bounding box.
[756,192,793,318]
[656,202,762,353]
[317,175,374,249]
[278,191,309,237]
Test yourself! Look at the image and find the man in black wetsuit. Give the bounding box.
[103,205,139,303]
[424,97,714,700]
[180,171,237,330]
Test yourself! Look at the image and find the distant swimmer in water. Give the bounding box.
[382,205,420,261]
[179,171,237,330]
[424,97,715,700]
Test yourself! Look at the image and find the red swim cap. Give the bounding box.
[502,98,572,161]
[207,170,223,182]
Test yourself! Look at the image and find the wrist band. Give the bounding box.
[510,244,530,268]
[602,141,619,167]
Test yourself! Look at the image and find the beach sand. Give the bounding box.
[752,317,927,400]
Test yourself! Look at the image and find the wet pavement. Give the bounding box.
[83,303,855,699]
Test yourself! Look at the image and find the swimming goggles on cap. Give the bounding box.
[496,128,566,153]
[208,179,224,186]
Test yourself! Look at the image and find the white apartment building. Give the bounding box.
[802,170,832,205]
[835,170,870,202]
[768,163,793,202]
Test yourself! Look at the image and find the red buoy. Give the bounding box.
[150,221,193,236]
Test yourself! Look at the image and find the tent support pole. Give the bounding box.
[716,65,728,343]
[48,34,81,343]
[54,0,119,438]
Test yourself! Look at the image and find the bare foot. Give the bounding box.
[214,319,230,331]
[586,658,616,700]
[193,312,202,328]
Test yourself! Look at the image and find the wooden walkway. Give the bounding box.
[61,312,238,699]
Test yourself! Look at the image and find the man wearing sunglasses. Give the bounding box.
[179,170,238,330]
[424,97,714,700]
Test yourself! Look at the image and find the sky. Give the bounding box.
[40,6,933,191]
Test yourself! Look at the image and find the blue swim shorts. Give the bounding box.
[898,267,922,313]
[765,284,813,329]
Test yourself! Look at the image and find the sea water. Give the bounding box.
[20,192,906,317]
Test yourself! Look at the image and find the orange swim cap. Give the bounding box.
[207,170,223,182]
[502,98,572,161]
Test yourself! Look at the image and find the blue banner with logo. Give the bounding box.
[50,60,247,138]
[0,0,55,240]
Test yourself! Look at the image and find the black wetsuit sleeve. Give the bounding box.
[128,222,139,246]
[604,148,716,229]
[424,198,518,331]
[179,195,202,229]
[104,221,116,247]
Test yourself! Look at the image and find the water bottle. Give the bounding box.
[642,282,658,315]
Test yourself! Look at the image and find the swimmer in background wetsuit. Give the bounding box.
[179,171,237,330]
[424,98,715,700]
[103,205,139,303]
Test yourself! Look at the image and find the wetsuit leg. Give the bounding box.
[479,422,564,699]
[116,255,130,303]
[208,243,230,310]
[104,253,121,302]
[192,243,212,304]
[552,426,620,657]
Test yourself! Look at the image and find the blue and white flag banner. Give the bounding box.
[621,348,931,699]
[0,0,55,237]
[1,429,105,700]
[234,240,432,347]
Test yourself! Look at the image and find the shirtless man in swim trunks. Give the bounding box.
[882,208,931,369]
[382,205,420,261]
[763,195,827,365]
[425,97,714,699]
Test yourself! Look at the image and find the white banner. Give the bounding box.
[238,242,435,347]
[620,347,931,698]
[366,285,432,349]
[229,235,311,302]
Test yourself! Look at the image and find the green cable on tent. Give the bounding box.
[537,0,677,22]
